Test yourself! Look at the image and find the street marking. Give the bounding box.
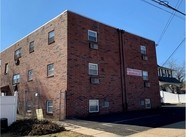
[102,123,113,127]
[125,128,140,133]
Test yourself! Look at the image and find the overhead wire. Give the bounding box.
[162,38,185,66]
[157,0,183,45]
[140,0,184,20]
[152,0,186,16]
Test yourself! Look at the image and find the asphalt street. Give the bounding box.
[65,104,185,136]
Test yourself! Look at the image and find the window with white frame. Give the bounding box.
[48,30,55,44]
[29,41,34,53]
[15,48,22,59]
[140,45,146,55]
[13,74,20,84]
[4,63,8,74]
[28,69,33,81]
[88,30,97,42]
[142,71,148,80]
[89,100,99,113]
[47,63,54,77]
[88,63,98,75]
[145,98,151,109]
[46,100,53,114]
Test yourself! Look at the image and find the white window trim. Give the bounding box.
[47,64,54,77]
[140,45,146,55]
[142,71,148,80]
[88,30,97,42]
[88,63,98,75]
[13,74,20,84]
[28,70,33,81]
[89,99,99,113]
[46,100,53,114]
[48,30,55,44]
[145,98,151,109]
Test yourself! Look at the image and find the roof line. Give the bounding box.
[1,10,68,53]
[1,10,155,53]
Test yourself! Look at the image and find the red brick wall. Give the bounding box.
[123,32,160,110]
[66,11,160,118]
[0,10,160,119]
[66,12,123,117]
[0,12,68,119]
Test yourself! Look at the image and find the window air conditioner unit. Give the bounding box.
[142,55,148,61]
[90,77,100,84]
[89,43,98,49]
[15,59,20,65]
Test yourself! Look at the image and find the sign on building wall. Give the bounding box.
[127,68,142,77]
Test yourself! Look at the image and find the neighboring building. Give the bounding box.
[0,10,160,120]
[158,65,181,93]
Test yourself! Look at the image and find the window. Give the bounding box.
[47,63,54,77]
[14,48,22,59]
[28,70,33,81]
[46,100,53,114]
[142,71,148,80]
[89,100,99,113]
[89,63,98,75]
[140,45,146,55]
[145,99,151,109]
[48,30,55,44]
[29,41,34,53]
[4,63,8,74]
[13,74,20,84]
[88,30,97,42]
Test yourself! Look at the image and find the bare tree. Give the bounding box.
[167,59,185,87]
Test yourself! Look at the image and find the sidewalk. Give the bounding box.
[17,115,185,137]
[55,120,185,137]
[126,121,185,137]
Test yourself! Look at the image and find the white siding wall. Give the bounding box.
[0,95,18,126]
[160,91,186,104]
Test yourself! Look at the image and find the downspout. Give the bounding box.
[117,29,127,111]
[120,30,128,111]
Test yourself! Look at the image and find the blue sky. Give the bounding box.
[1,0,185,66]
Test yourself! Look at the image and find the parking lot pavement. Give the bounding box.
[65,104,185,136]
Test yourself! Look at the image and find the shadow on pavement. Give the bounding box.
[67,104,185,129]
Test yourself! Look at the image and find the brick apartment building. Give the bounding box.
[0,10,160,120]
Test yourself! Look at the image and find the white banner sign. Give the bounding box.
[127,68,142,76]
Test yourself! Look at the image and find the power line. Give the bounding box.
[141,0,184,20]
[157,0,183,45]
[152,0,186,16]
[162,38,185,66]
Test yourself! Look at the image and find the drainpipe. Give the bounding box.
[120,30,128,111]
[117,29,128,111]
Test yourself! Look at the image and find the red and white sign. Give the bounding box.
[127,68,142,77]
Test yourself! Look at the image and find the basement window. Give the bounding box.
[145,99,151,109]
[89,100,99,113]
[46,100,53,114]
